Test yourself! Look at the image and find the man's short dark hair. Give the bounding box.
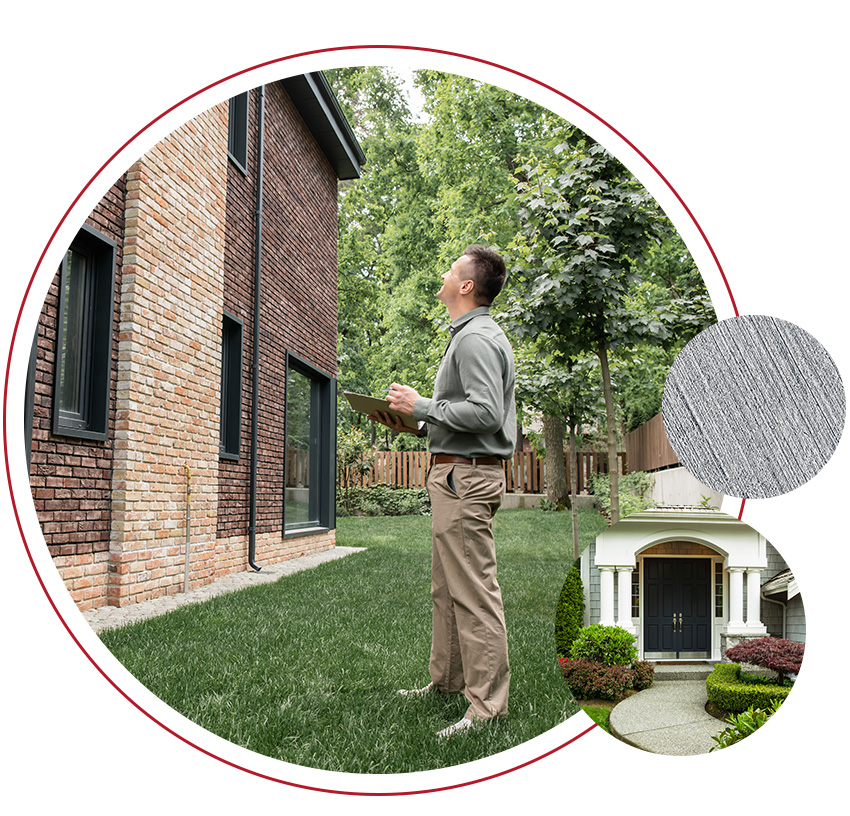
[462,245,507,305]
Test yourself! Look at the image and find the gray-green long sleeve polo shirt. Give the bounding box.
[412,306,517,459]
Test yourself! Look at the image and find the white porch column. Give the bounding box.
[599,566,616,626]
[616,567,635,634]
[746,568,767,632]
[728,567,745,629]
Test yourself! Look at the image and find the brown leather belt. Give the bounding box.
[431,454,502,466]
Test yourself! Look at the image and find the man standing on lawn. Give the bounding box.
[369,244,516,738]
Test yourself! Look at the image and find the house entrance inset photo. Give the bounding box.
[557,506,805,756]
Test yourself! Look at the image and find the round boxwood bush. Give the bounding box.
[555,561,585,659]
[569,624,638,667]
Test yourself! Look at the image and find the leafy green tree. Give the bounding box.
[328,67,566,449]
[506,131,672,523]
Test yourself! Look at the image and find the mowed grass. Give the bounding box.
[99,507,607,773]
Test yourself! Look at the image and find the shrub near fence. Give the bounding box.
[344,449,627,494]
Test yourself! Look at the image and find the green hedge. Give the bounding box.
[706,663,791,713]
[337,485,431,517]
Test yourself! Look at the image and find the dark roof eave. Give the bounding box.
[280,72,365,180]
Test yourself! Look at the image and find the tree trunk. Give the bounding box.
[543,414,569,506]
[598,341,620,524]
[569,417,580,561]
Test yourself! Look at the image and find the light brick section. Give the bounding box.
[53,551,110,612]
[108,105,229,606]
[215,531,335,576]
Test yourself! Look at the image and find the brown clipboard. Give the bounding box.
[342,391,420,431]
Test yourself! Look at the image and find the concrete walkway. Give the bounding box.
[83,546,366,633]
[609,665,724,755]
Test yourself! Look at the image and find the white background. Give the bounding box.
[2,3,847,812]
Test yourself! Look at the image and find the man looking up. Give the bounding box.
[369,244,516,738]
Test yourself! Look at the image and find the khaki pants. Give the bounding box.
[427,462,510,721]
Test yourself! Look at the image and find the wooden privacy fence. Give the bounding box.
[344,449,627,494]
[624,412,679,473]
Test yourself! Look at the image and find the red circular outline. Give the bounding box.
[3,44,739,797]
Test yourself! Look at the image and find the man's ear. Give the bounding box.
[460,278,475,296]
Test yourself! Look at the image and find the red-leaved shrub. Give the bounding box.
[558,658,655,700]
[724,637,803,684]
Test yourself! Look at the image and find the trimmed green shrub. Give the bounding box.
[706,663,791,713]
[710,701,781,751]
[336,486,431,517]
[569,624,638,667]
[558,658,654,700]
[554,562,585,659]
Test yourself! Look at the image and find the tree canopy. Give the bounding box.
[327,67,715,520]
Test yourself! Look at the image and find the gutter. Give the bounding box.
[248,84,266,572]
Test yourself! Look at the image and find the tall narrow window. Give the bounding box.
[631,568,640,617]
[715,562,724,617]
[53,224,116,440]
[227,92,249,174]
[219,312,243,459]
[284,353,335,533]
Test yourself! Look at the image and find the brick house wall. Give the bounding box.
[29,178,127,608]
[107,104,229,606]
[29,76,359,610]
[215,82,338,569]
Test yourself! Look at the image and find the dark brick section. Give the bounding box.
[29,175,127,555]
[218,83,339,539]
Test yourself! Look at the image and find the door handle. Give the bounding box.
[678,613,683,633]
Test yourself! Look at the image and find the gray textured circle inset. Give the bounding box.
[662,315,845,498]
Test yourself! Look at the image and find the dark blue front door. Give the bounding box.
[644,558,711,658]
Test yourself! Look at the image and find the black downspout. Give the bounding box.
[248,85,266,572]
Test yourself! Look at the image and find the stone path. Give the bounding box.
[609,676,723,755]
[83,546,366,633]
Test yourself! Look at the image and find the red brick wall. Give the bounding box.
[218,82,339,542]
[30,80,341,610]
[29,178,126,557]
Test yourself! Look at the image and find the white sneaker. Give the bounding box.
[437,717,474,738]
[397,682,436,697]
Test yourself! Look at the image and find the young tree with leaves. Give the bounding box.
[506,131,672,523]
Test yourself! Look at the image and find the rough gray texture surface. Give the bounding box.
[662,315,845,498]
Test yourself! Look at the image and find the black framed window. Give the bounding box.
[219,312,243,459]
[53,224,116,440]
[227,92,249,174]
[284,353,335,533]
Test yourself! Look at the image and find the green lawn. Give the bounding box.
[580,705,612,732]
[99,507,607,773]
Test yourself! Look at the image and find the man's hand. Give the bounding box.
[367,410,419,434]
[385,383,419,416]
[367,383,422,434]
